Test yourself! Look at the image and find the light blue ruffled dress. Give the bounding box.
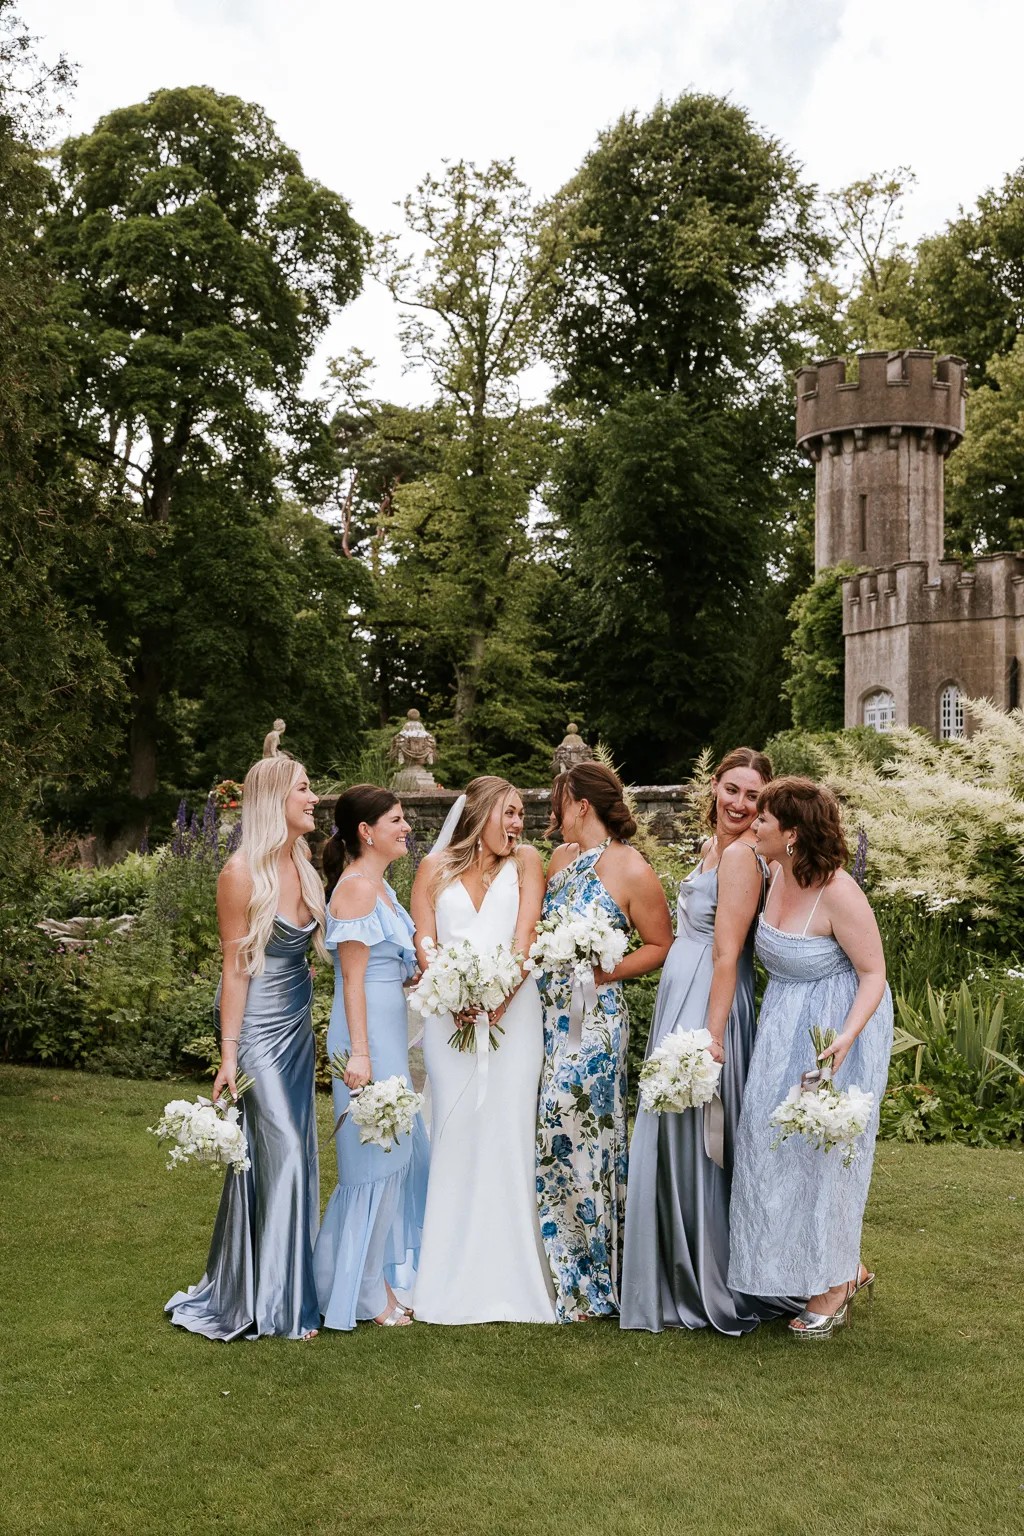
[313,885,428,1330]
[728,911,893,1297]
[166,915,321,1341]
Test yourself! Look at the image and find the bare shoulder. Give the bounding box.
[823,870,869,917]
[516,843,544,874]
[218,852,252,900]
[719,837,758,869]
[614,842,664,895]
[330,872,377,920]
[546,842,577,877]
[717,838,761,887]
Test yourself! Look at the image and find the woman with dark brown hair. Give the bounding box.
[312,785,427,1330]
[536,761,673,1322]
[728,777,892,1342]
[620,747,797,1335]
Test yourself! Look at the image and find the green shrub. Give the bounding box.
[881,981,1024,1145]
[45,853,156,920]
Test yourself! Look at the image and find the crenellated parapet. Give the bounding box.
[843,553,1024,635]
[797,350,967,461]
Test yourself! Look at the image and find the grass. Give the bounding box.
[1,1067,1022,1536]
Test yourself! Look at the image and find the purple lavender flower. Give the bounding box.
[852,827,868,888]
[226,821,242,856]
[171,799,189,857]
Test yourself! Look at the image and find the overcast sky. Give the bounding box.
[27,0,1024,401]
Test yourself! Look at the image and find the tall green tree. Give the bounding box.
[539,94,825,776]
[782,564,858,731]
[44,85,370,839]
[369,159,565,777]
[0,4,123,875]
[800,168,919,356]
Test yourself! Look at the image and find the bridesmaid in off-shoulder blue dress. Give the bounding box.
[313,793,428,1330]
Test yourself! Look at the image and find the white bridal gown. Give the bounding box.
[413,859,557,1324]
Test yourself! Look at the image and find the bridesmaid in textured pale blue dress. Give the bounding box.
[313,786,427,1330]
[167,757,326,1341]
[536,763,672,1322]
[621,747,796,1334]
[728,777,892,1340]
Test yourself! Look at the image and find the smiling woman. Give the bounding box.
[313,784,428,1331]
[165,755,327,1342]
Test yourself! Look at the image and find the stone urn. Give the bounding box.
[390,709,439,792]
[552,722,594,778]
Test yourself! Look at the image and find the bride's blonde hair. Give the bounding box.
[430,775,523,899]
[237,756,327,975]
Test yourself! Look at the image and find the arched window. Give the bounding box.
[939,683,965,741]
[863,690,895,733]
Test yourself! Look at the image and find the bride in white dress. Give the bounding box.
[411,776,556,1324]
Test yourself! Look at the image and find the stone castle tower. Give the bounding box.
[795,349,1024,737]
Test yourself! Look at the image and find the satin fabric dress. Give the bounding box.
[620,856,794,1334]
[728,915,893,1297]
[166,915,320,1341]
[313,887,428,1329]
[413,858,556,1324]
[535,843,631,1322]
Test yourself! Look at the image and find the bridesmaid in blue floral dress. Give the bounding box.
[314,786,428,1330]
[729,778,892,1342]
[536,763,673,1322]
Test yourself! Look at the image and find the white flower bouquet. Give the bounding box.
[525,902,628,983]
[407,936,522,1051]
[638,1027,723,1115]
[330,1053,424,1151]
[149,1074,255,1175]
[769,1028,875,1168]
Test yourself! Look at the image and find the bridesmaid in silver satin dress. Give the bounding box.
[166,755,326,1341]
[621,747,794,1335]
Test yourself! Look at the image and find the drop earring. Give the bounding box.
[785,842,794,858]
[367,836,374,848]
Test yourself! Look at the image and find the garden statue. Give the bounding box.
[552,722,594,777]
[390,709,438,792]
[263,718,286,757]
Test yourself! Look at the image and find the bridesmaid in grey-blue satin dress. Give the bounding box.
[620,851,792,1334]
[165,914,321,1341]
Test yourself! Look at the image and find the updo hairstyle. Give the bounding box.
[551,761,637,842]
[707,746,774,829]
[756,776,848,889]
[323,783,399,900]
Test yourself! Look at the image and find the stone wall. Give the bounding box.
[313,784,690,855]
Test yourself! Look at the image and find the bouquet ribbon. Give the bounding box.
[565,967,600,1055]
[473,1011,490,1109]
[702,1093,725,1169]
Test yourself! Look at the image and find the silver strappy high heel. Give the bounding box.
[788,1282,854,1343]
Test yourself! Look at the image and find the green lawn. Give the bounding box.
[1,1067,1022,1536]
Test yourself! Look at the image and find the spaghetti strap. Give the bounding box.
[800,885,827,937]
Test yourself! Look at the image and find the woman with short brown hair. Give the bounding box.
[728,777,893,1341]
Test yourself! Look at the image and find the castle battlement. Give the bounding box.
[797,349,966,459]
[843,553,1024,635]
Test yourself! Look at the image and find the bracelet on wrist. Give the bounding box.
[222,1036,240,1044]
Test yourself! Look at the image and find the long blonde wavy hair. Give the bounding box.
[430,775,524,900]
[237,756,327,975]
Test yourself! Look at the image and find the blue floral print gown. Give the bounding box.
[536,842,631,1321]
